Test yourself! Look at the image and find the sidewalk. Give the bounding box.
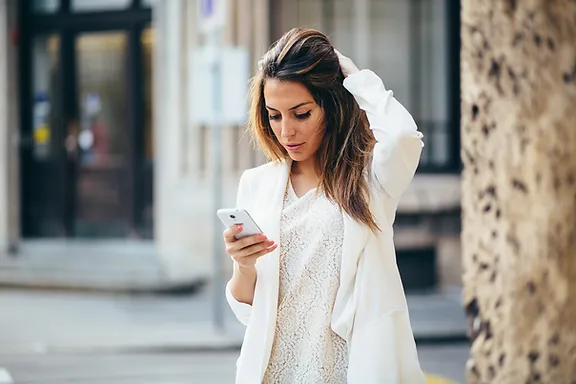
[0,287,244,356]
[0,287,467,356]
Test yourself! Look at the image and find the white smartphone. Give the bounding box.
[217,208,263,239]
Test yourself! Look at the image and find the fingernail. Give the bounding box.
[236,225,242,230]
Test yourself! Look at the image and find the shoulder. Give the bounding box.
[236,160,285,209]
[239,160,285,187]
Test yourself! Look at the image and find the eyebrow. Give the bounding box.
[265,101,314,112]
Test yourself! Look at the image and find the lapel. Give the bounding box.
[256,159,291,376]
[331,212,370,341]
[257,159,290,312]
[257,160,291,266]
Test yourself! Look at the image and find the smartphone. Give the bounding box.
[217,208,263,239]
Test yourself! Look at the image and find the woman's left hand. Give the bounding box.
[335,49,360,78]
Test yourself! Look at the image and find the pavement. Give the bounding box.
[0,239,468,355]
[0,346,468,383]
[0,287,467,356]
[0,238,469,383]
[0,287,245,356]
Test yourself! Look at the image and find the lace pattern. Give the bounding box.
[263,181,348,384]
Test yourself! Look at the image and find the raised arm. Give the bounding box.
[338,51,424,199]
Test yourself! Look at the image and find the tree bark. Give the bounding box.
[461,0,576,383]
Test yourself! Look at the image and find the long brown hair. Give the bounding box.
[248,28,379,231]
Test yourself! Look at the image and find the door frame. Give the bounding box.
[19,0,152,237]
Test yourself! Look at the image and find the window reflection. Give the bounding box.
[142,28,154,160]
[141,27,155,234]
[32,35,60,160]
[76,32,128,167]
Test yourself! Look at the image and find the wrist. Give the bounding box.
[345,68,360,77]
[234,262,256,277]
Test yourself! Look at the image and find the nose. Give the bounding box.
[280,120,296,139]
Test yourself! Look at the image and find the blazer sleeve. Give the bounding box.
[224,170,254,326]
[343,69,424,199]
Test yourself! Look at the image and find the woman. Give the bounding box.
[224,28,426,384]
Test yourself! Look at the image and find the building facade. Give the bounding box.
[0,0,461,290]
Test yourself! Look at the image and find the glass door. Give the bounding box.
[71,31,131,237]
[22,2,154,238]
[26,34,67,236]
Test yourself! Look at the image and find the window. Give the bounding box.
[410,0,453,169]
[32,0,60,13]
[71,0,131,12]
[273,0,460,172]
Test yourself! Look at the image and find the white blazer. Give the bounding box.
[226,69,427,384]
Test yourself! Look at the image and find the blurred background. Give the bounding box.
[0,0,467,383]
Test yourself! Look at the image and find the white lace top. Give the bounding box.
[262,180,348,384]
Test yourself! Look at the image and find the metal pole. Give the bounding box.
[209,30,225,331]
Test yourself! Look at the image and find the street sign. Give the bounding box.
[198,0,227,34]
[189,46,249,126]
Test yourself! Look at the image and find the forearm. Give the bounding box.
[344,69,423,198]
[344,70,408,135]
[229,263,257,305]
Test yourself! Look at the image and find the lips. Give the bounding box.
[285,143,304,152]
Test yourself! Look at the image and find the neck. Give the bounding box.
[291,157,318,179]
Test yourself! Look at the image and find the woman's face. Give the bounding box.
[263,79,325,164]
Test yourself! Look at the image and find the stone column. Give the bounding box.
[154,0,205,281]
[461,0,576,382]
[0,0,19,254]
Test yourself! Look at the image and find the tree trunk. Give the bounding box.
[461,0,576,383]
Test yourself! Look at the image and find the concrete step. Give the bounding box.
[0,240,206,294]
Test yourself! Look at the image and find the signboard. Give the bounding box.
[198,0,227,34]
[189,46,250,126]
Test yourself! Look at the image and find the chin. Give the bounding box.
[287,153,312,162]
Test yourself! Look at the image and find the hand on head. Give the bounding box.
[334,49,360,78]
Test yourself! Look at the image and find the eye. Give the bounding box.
[268,114,281,121]
[295,111,311,120]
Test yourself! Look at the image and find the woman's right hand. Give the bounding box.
[223,225,278,268]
